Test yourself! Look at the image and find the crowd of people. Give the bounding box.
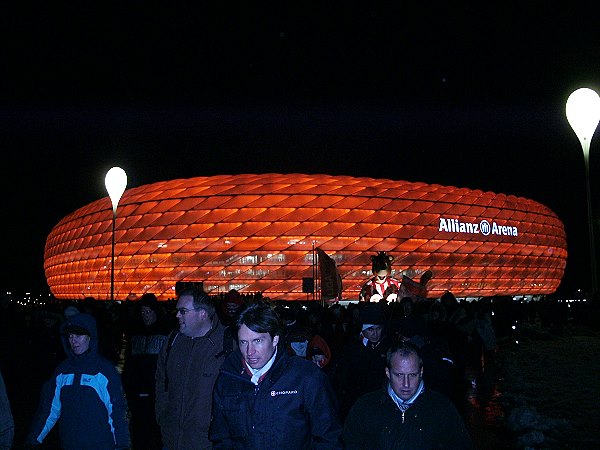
[0,281,572,449]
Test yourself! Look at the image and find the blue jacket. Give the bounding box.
[210,346,343,449]
[27,313,130,450]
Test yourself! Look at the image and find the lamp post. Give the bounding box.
[105,167,127,301]
[566,87,600,299]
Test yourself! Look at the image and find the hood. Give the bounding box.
[60,312,98,356]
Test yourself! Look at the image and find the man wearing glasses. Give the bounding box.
[155,288,229,450]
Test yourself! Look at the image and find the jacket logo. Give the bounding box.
[271,390,298,396]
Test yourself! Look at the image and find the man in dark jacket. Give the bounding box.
[210,301,343,449]
[26,313,130,450]
[333,303,391,421]
[155,288,228,450]
[342,341,473,450]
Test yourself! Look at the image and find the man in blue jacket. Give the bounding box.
[210,301,343,449]
[25,313,130,450]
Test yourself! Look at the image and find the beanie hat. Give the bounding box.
[287,327,312,343]
[64,305,80,318]
[139,292,159,310]
[359,304,385,329]
[225,289,244,305]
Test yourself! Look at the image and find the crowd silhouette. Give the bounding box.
[0,287,586,449]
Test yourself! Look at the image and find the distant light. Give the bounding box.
[511,325,516,330]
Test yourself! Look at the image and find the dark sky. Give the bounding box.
[2,3,600,296]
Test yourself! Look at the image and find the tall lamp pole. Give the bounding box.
[566,88,600,299]
[105,167,127,301]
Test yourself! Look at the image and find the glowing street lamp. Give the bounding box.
[566,87,600,298]
[105,167,127,301]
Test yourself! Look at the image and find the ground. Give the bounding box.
[497,321,600,449]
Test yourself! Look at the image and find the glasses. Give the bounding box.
[175,307,202,316]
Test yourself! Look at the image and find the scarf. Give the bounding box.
[387,379,424,414]
[245,346,278,385]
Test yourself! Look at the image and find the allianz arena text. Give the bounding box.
[44,173,567,301]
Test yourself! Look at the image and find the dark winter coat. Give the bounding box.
[0,370,13,450]
[122,317,171,402]
[334,333,391,419]
[210,346,343,449]
[343,385,473,450]
[26,313,130,450]
[122,315,172,450]
[155,315,227,450]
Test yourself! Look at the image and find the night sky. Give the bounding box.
[2,4,599,296]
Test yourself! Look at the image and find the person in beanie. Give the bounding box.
[25,313,130,450]
[343,341,473,449]
[217,289,245,326]
[331,303,391,421]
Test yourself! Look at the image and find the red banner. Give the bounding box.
[397,275,428,302]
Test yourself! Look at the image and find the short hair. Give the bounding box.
[139,292,159,308]
[386,341,423,369]
[234,301,282,339]
[178,287,216,318]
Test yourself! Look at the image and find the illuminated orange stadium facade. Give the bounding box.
[44,173,568,301]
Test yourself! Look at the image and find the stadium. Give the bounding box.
[44,173,568,301]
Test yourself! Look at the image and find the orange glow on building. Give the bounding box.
[44,173,567,301]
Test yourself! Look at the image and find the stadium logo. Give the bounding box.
[438,218,518,236]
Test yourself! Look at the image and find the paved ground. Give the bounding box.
[463,348,513,449]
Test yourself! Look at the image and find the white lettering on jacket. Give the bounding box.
[271,390,298,396]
